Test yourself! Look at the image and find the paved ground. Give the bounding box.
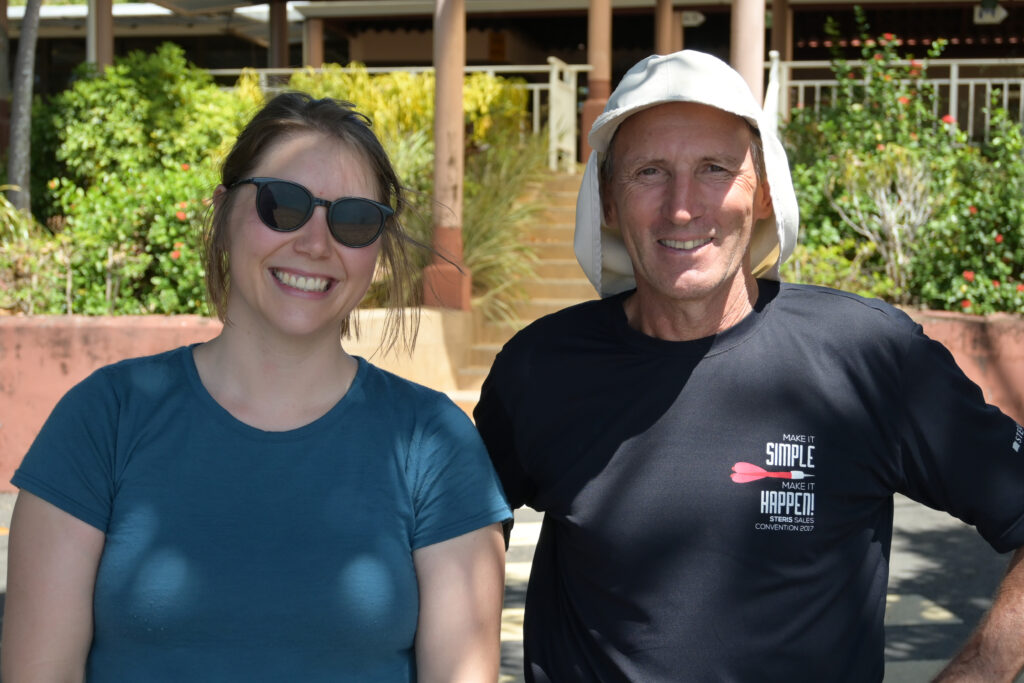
[500,496,1023,683]
[0,492,1017,681]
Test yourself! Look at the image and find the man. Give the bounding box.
[474,50,1024,682]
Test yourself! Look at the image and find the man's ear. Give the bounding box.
[755,178,773,221]
[600,181,617,229]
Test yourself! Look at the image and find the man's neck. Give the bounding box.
[623,275,759,342]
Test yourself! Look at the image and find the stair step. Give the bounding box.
[522,278,596,299]
[532,241,577,260]
[475,318,527,344]
[456,366,490,392]
[527,173,582,194]
[536,205,576,223]
[469,342,505,367]
[523,224,575,242]
[535,259,589,280]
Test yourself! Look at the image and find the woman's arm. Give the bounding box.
[413,523,506,683]
[2,491,106,683]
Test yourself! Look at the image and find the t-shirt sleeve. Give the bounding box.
[407,396,511,550]
[896,322,1024,553]
[11,368,120,532]
[474,348,534,511]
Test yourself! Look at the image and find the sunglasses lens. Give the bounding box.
[257,181,311,231]
[329,199,386,247]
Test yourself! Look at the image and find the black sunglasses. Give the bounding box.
[229,177,393,248]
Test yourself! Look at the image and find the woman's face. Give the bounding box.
[222,131,384,344]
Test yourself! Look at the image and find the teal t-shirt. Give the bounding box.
[13,346,510,682]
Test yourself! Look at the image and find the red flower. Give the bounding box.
[961,299,971,308]
[883,32,896,41]
[963,270,976,282]
[47,179,59,190]
[848,72,857,79]
[181,163,191,171]
[969,205,978,215]
[898,96,910,105]
[176,211,187,221]
[170,250,181,260]
[995,233,1004,243]
[1018,284,1024,292]
[942,114,956,124]
[993,280,1001,288]
[876,143,886,151]
[178,201,187,209]
[873,53,884,61]
[174,241,185,248]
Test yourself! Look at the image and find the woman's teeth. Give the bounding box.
[273,269,330,292]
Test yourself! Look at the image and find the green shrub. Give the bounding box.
[783,9,1024,313]
[10,47,544,321]
[31,43,249,221]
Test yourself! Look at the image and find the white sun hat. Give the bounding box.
[574,49,800,298]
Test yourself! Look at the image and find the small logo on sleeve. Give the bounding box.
[1013,424,1023,453]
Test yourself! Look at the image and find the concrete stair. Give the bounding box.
[455,171,594,397]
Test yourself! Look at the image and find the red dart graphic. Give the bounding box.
[731,462,815,483]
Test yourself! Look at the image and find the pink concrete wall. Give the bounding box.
[906,310,1024,425]
[0,316,222,492]
[1,312,1022,493]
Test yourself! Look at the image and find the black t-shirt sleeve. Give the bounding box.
[896,321,1024,553]
[474,347,534,510]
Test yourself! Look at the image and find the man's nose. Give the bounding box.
[666,175,702,223]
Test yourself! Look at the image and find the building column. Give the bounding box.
[770,0,793,62]
[423,0,471,310]
[673,10,685,51]
[87,0,114,69]
[268,0,289,68]
[654,0,673,55]
[581,0,612,162]
[730,0,765,101]
[303,18,324,68]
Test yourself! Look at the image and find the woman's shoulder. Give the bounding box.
[353,358,463,417]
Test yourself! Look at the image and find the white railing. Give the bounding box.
[208,59,591,173]
[772,55,1024,140]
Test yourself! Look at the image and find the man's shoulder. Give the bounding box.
[776,282,915,328]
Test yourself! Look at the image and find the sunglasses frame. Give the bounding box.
[229,177,393,248]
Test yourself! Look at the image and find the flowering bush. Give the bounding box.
[1,164,215,314]
[782,11,1024,314]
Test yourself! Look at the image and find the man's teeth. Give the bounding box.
[273,269,330,292]
[662,238,712,250]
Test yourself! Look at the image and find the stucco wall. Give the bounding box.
[0,309,472,493]
[1,310,1022,494]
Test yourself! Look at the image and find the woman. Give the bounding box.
[2,93,511,682]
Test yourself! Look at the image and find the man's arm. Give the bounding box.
[933,546,1024,682]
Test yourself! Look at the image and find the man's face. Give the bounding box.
[602,101,772,312]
